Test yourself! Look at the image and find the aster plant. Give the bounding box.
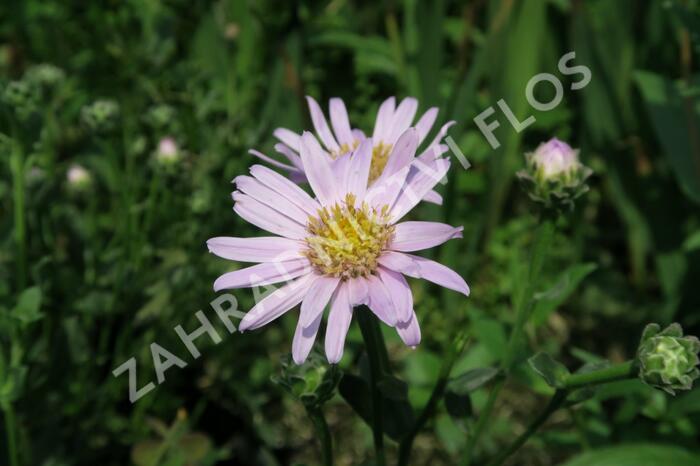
[208,130,468,365]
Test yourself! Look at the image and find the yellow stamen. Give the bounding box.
[369,142,392,183]
[330,141,360,159]
[328,140,393,184]
[304,194,393,279]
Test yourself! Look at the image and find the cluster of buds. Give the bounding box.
[517,138,592,212]
[637,323,700,395]
[25,64,66,92]
[272,352,341,410]
[2,80,40,121]
[1,64,65,121]
[81,99,120,134]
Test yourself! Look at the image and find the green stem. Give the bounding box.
[3,404,20,466]
[462,219,554,466]
[502,219,555,370]
[10,144,27,291]
[308,407,334,466]
[398,332,468,466]
[357,308,388,466]
[563,361,637,389]
[486,361,638,466]
[462,378,504,466]
[486,390,568,466]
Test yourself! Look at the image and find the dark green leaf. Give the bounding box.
[444,390,472,420]
[378,375,408,401]
[338,373,414,441]
[635,71,700,204]
[528,352,570,388]
[447,367,500,395]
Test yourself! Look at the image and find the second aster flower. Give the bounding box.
[250,96,454,204]
[208,130,469,364]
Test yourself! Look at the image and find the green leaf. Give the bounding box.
[635,71,700,204]
[338,373,414,441]
[378,375,408,401]
[447,367,500,395]
[528,352,570,388]
[11,287,43,325]
[444,390,472,421]
[131,439,162,466]
[560,444,700,466]
[532,263,597,326]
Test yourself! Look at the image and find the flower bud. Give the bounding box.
[271,352,341,409]
[81,99,120,134]
[154,137,181,167]
[517,138,592,212]
[145,104,176,130]
[66,164,92,192]
[637,323,700,395]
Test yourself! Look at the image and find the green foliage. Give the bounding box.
[529,352,571,389]
[560,444,700,466]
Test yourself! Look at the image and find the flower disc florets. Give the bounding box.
[369,142,392,183]
[304,194,394,279]
[637,323,700,395]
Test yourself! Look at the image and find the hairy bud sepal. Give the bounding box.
[637,323,700,395]
[272,352,341,410]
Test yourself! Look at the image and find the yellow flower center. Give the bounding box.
[328,140,393,185]
[304,194,394,279]
[330,141,360,159]
[369,142,392,184]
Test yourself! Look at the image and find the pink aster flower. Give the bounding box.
[208,129,469,364]
[250,96,455,204]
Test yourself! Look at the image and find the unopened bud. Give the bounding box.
[81,99,120,134]
[637,323,700,395]
[156,137,180,164]
[67,164,92,192]
[517,138,592,212]
[271,352,341,409]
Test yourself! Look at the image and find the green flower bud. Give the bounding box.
[81,99,120,134]
[271,352,341,410]
[517,138,592,212]
[144,104,176,130]
[637,323,700,395]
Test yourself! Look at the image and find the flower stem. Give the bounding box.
[308,407,334,466]
[357,308,388,466]
[462,219,554,466]
[486,390,568,466]
[3,403,20,466]
[563,361,637,389]
[461,378,504,466]
[10,144,27,291]
[486,361,638,466]
[398,332,468,466]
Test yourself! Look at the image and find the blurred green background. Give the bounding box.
[1,0,700,465]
